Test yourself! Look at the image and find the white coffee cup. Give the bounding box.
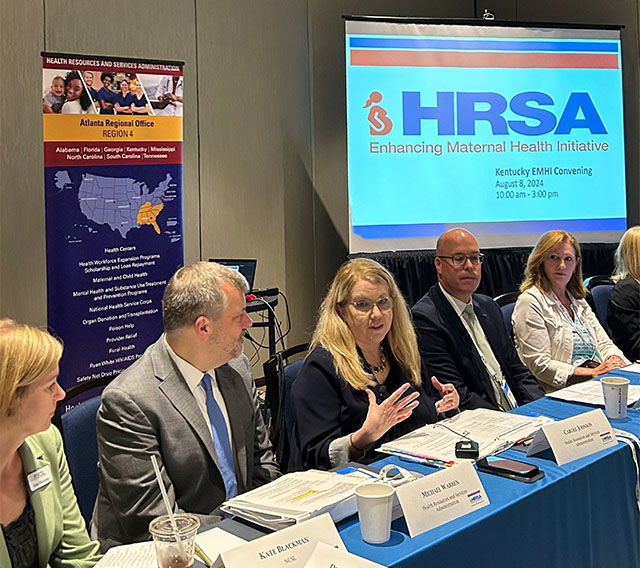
[355,483,395,544]
[601,376,630,419]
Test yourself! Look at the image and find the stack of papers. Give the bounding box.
[221,470,368,530]
[95,528,247,568]
[95,542,156,568]
[379,408,554,464]
[546,379,640,407]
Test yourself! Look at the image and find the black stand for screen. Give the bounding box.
[246,291,279,357]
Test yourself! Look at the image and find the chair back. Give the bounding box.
[584,275,614,333]
[263,343,308,472]
[590,284,614,333]
[60,395,102,530]
[55,375,114,530]
[493,291,520,338]
[585,275,614,289]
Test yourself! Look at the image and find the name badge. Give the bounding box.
[395,461,489,538]
[221,513,344,568]
[27,465,53,492]
[527,408,616,465]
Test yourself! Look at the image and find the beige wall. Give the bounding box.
[1,0,638,359]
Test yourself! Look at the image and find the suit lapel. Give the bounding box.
[217,365,249,492]
[19,438,56,568]
[150,341,220,470]
[432,286,498,406]
[433,286,480,360]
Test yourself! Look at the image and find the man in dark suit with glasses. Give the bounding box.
[411,228,543,411]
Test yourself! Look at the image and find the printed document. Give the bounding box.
[221,470,367,530]
[546,379,640,407]
[380,408,553,464]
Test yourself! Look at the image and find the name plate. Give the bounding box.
[527,408,616,466]
[395,462,489,538]
[221,514,345,568]
[304,542,385,568]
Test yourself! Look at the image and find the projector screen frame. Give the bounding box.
[344,16,629,252]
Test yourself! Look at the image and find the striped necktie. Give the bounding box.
[201,373,238,499]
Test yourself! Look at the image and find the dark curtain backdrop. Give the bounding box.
[352,243,617,307]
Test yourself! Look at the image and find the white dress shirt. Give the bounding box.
[439,284,515,409]
[164,335,233,446]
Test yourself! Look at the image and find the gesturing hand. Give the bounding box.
[432,376,460,413]
[351,383,420,451]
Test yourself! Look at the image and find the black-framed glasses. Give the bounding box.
[347,296,394,313]
[438,253,486,267]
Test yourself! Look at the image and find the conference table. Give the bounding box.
[337,369,640,568]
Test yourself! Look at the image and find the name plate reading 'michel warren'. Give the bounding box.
[395,462,489,538]
[220,513,344,568]
[527,408,616,466]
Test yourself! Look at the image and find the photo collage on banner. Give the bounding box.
[42,53,184,407]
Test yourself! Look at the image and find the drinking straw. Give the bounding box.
[150,455,186,558]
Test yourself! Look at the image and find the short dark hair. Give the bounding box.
[100,72,114,83]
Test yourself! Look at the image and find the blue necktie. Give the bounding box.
[201,373,238,499]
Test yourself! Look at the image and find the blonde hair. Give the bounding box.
[311,258,421,390]
[613,226,640,284]
[0,319,63,419]
[520,230,587,299]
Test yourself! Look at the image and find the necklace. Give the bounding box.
[368,346,387,374]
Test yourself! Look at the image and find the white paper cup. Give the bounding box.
[601,377,630,419]
[355,483,395,544]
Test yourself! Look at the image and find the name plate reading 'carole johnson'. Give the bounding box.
[395,462,489,538]
[221,514,344,568]
[527,408,616,466]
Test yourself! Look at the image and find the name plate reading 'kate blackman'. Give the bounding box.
[395,462,489,538]
[221,513,344,568]
[527,408,616,466]
[304,542,385,568]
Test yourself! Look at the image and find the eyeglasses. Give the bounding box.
[438,253,486,267]
[347,296,394,314]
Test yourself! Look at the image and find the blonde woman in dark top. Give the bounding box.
[292,258,459,469]
[609,226,640,362]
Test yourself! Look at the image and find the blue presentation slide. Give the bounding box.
[345,22,627,251]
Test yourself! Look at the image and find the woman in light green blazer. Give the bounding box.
[0,320,101,568]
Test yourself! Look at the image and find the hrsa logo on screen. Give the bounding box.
[363,90,608,136]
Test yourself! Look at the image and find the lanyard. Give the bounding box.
[614,428,640,514]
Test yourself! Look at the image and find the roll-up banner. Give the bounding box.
[42,53,184,404]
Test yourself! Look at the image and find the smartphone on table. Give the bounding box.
[476,456,544,483]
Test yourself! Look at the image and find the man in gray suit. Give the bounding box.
[92,261,280,550]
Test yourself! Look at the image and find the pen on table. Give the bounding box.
[391,448,448,462]
[195,543,213,567]
[399,456,445,469]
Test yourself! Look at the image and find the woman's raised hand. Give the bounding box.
[350,383,420,452]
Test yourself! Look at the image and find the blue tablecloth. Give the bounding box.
[339,379,640,568]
